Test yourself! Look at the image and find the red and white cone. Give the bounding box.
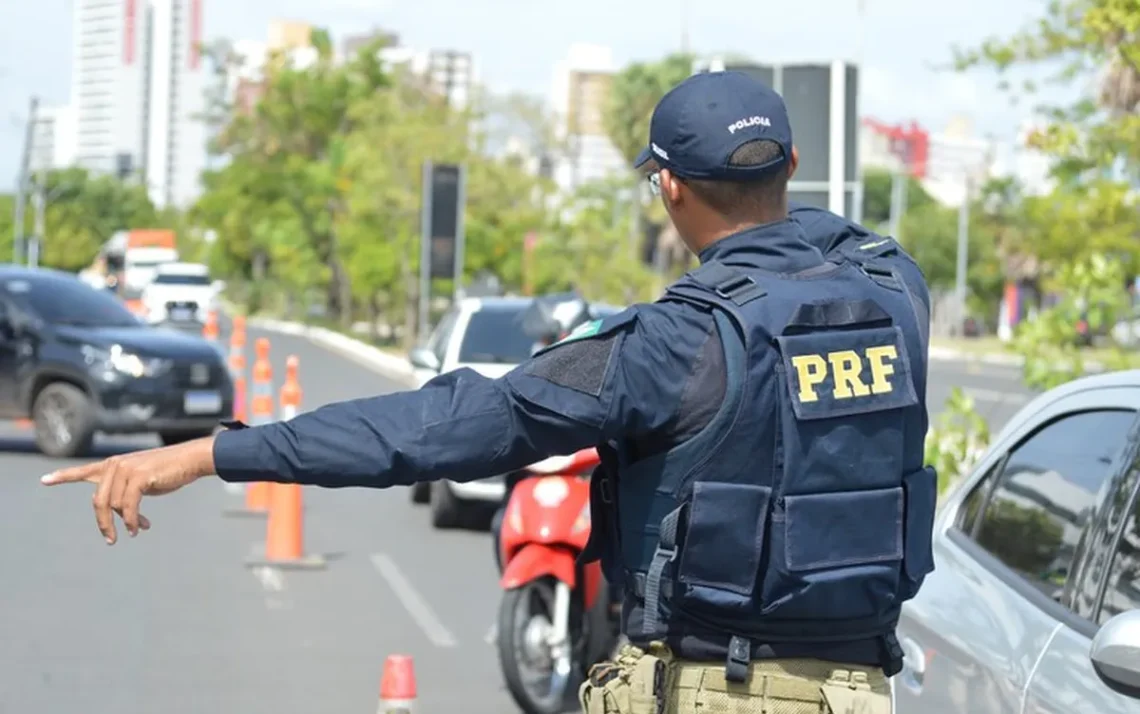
[378,654,417,713]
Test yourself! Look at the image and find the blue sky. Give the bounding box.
[0,0,1067,191]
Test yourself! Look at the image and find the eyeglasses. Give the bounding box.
[647,171,661,197]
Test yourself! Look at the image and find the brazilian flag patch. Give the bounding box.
[556,319,602,345]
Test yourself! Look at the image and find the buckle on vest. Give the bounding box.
[713,275,757,301]
[653,544,678,563]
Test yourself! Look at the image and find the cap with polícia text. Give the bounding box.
[633,71,793,181]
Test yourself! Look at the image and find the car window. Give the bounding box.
[1097,479,1140,625]
[957,409,1136,602]
[429,310,459,363]
[152,273,211,286]
[8,274,140,327]
[457,305,534,364]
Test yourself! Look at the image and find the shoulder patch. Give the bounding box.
[557,318,603,345]
[524,309,638,396]
[532,309,638,357]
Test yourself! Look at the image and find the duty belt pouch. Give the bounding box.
[580,645,668,714]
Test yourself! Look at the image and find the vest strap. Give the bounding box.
[688,261,767,305]
[641,504,685,636]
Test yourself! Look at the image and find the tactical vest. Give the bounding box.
[583,254,937,681]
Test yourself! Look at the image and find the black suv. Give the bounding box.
[0,266,234,457]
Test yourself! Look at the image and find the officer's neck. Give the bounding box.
[690,208,789,255]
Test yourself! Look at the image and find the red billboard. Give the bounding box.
[863,118,930,179]
[124,0,136,65]
[189,0,202,69]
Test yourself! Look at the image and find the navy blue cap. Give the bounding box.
[633,71,793,181]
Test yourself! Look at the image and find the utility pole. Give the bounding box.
[888,169,907,240]
[680,0,691,54]
[954,175,971,336]
[30,176,44,269]
[13,96,38,264]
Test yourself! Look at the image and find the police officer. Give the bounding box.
[43,71,935,714]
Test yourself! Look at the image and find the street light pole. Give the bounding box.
[30,175,45,269]
[954,175,971,335]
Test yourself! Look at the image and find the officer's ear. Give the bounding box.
[788,146,799,180]
[660,169,685,207]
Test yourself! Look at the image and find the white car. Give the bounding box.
[142,262,219,325]
[407,296,621,528]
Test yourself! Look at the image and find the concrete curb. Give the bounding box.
[928,345,1106,373]
[928,346,1023,367]
[246,316,416,385]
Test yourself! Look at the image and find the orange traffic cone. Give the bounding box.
[245,356,325,570]
[228,314,246,379]
[378,655,417,713]
[224,335,270,518]
[202,310,220,347]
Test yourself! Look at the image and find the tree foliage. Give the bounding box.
[0,168,162,271]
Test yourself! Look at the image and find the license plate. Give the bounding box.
[184,390,222,415]
[171,309,192,321]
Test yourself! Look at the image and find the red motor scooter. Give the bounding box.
[496,448,619,714]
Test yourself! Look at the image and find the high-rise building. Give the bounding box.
[67,0,207,207]
[549,44,625,194]
[145,0,207,209]
[267,19,313,52]
[342,28,399,61]
[71,0,149,178]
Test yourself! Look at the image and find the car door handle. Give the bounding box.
[897,635,929,695]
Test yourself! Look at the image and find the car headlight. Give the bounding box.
[82,344,172,378]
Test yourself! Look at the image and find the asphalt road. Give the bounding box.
[0,324,1032,714]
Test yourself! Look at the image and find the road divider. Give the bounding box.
[241,316,415,384]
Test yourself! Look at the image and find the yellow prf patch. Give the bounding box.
[776,326,918,420]
[790,345,899,403]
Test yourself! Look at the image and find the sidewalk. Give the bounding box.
[929,336,1115,372]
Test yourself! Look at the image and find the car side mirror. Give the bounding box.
[409,346,441,372]
[1091,610,1140,698]
[212,279,226,293]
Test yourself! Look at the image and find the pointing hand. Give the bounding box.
[41,437,217,544]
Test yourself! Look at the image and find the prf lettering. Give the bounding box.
[790,345,898,403]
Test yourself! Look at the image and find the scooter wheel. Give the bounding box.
[497,578,583,714]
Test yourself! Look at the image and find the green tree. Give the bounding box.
[602,54,696,270]
[203,29,392,326]
[0,168,160,272]
[861,167,936,232]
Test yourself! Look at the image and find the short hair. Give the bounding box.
[685,140,789,218]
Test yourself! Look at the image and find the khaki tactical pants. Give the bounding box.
[579,643,892,714]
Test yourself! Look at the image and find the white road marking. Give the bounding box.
[253,566,285,592]
[370,552,458,648]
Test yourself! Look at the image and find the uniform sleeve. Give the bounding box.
[212,303,713,489]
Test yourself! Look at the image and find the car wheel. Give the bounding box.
[159,429,216,446]
[33,382,96,459]
[410,482,430,504]
[429,480,467,529]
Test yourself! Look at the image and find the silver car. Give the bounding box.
[896,369,1140,712]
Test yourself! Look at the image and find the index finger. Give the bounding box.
[41,460,106,486]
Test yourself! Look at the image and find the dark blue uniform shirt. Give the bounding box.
[214,212,928,668]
